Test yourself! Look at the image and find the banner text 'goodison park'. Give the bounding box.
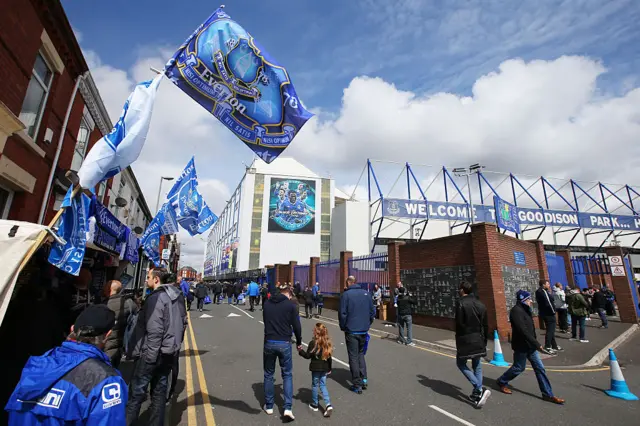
[382,199,640,231]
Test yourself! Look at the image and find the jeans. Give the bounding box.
[557,309,568,332]
[597,308,609,328]
[311,372,331,406]
[571,315,586,340]
[456,356,483,392]
[250,296,257,311]
[497,350,554,398]
[197,297,204,310]
[263,341,293,410]
[126,358,172,426]
[345,333,367,388]
[398,314,413,344]
[542,315,558,349]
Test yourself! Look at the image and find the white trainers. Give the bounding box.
[476,388,491,408]
[263,405,273,415]
[284,409,295,420]
[324,405,334,417]
[580,339,590,343]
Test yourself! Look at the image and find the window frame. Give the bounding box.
[21,52,54,140]
[71,114,92,172]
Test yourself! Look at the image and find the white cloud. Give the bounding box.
[86,47,640,267]
[291,56,640,188]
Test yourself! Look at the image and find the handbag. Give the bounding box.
[204,295,212,304]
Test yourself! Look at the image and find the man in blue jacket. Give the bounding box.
[5,304,127,425]
[339,276,375,394]
[247,280,260,312]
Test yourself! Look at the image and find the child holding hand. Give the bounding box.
[299,323,334,417]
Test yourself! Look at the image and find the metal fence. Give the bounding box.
[571,255,611,276]
[316,259,341,295]
[348,253,390,297]
[293,264,310,290]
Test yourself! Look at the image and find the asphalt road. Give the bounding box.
[163,302,640,426]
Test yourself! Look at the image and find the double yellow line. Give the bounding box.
[182,312,216,426]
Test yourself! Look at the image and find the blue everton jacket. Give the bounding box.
[5,340,127,425]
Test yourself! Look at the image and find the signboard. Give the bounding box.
[514,251,526,265]
[268,178,316,234]
[382,198,640,231]
[495,196,521,234]
[161,249,170,260]
[609,256,623,266]
[611,265,626,277]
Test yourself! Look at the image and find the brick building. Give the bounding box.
[0,0,113,224]
[179,266,198,280]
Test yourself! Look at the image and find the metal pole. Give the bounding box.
[467,173,475,224]
[155,177,166,214]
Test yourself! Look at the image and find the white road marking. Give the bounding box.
[199,314,213,319]
[230,304,254,319]
[259,320,264,324]
[429,405,475,426]
[301,342,350,368]
[227,313,241,317]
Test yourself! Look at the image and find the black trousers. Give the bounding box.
[317,305,323,316]
[345,333,367,388]
[214,292,221,304]
[542,315,558,349]
[197,297,205,310]
[557,309,568,332]
[249,296,257,311]
[305,303,313,318]
[168,353,179,398]
[126,358,172,426]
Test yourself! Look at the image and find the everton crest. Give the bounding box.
[164,7,313,163]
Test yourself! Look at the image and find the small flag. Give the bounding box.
[140,202,176,266]
[78,75,163,189]
[166,158,218,235]
[164,7,313,163]
[48,187,91,276]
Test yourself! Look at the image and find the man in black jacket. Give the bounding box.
[303,286,314,318]
[104,280,138,369]
[592,286,609,329]
[455,281,490,408]
[212,281,222,305]
[195,282,208,312]
[262,286,302,421]
[497,290,564,405]
[396,287,416,346]
[535,280,561,353]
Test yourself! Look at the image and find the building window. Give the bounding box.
[0,186,14,219]
[19,53,53,138]
[71,116,91,171]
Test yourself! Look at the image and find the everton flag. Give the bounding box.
[141,203,174,267]
[494,195,521,234]
[166,158,218,236]
[164,7,313,163]
[78,75,163,189]
[48,187,92,276]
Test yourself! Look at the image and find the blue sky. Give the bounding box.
[64,0,640,108]
[61,0,640,266]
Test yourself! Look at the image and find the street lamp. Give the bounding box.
[155,176,174,213]
[453,164,485,224]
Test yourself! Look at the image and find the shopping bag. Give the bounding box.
[363,333,370,355]
[204,295,212,304]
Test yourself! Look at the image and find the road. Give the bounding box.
[164,303,640,426]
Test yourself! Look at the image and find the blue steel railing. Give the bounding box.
[316,259,340,295]
[348,253,390,297]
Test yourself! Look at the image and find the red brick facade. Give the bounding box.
[0,0,112,225]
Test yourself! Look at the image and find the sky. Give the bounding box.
[62,0,640,269]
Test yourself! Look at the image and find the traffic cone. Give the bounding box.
[605,349,638,401]
[489,330,510,367]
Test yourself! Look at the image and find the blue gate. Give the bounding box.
[316,259,340,295]
[545,253,569,288]
[348,254,390,297]
[624,257,640,318]
[294,264,310,290]
[571,255,610,290]
[266,267,275,293]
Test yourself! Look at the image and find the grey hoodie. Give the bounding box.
[129,284,187,364]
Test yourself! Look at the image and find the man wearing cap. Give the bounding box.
[496,290,565,405]
[126,267,187,426]
[5,305,127,425]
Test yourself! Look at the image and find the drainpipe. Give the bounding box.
[38,72,86,224]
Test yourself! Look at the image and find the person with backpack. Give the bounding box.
[126,267,188,426]
[455,281,491,408]
[104,280,138,369]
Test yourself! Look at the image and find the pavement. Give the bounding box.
[143,302,640,426]
[312,308,633,367]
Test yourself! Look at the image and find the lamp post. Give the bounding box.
[155,176,174,213]
[453,164,485,224]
